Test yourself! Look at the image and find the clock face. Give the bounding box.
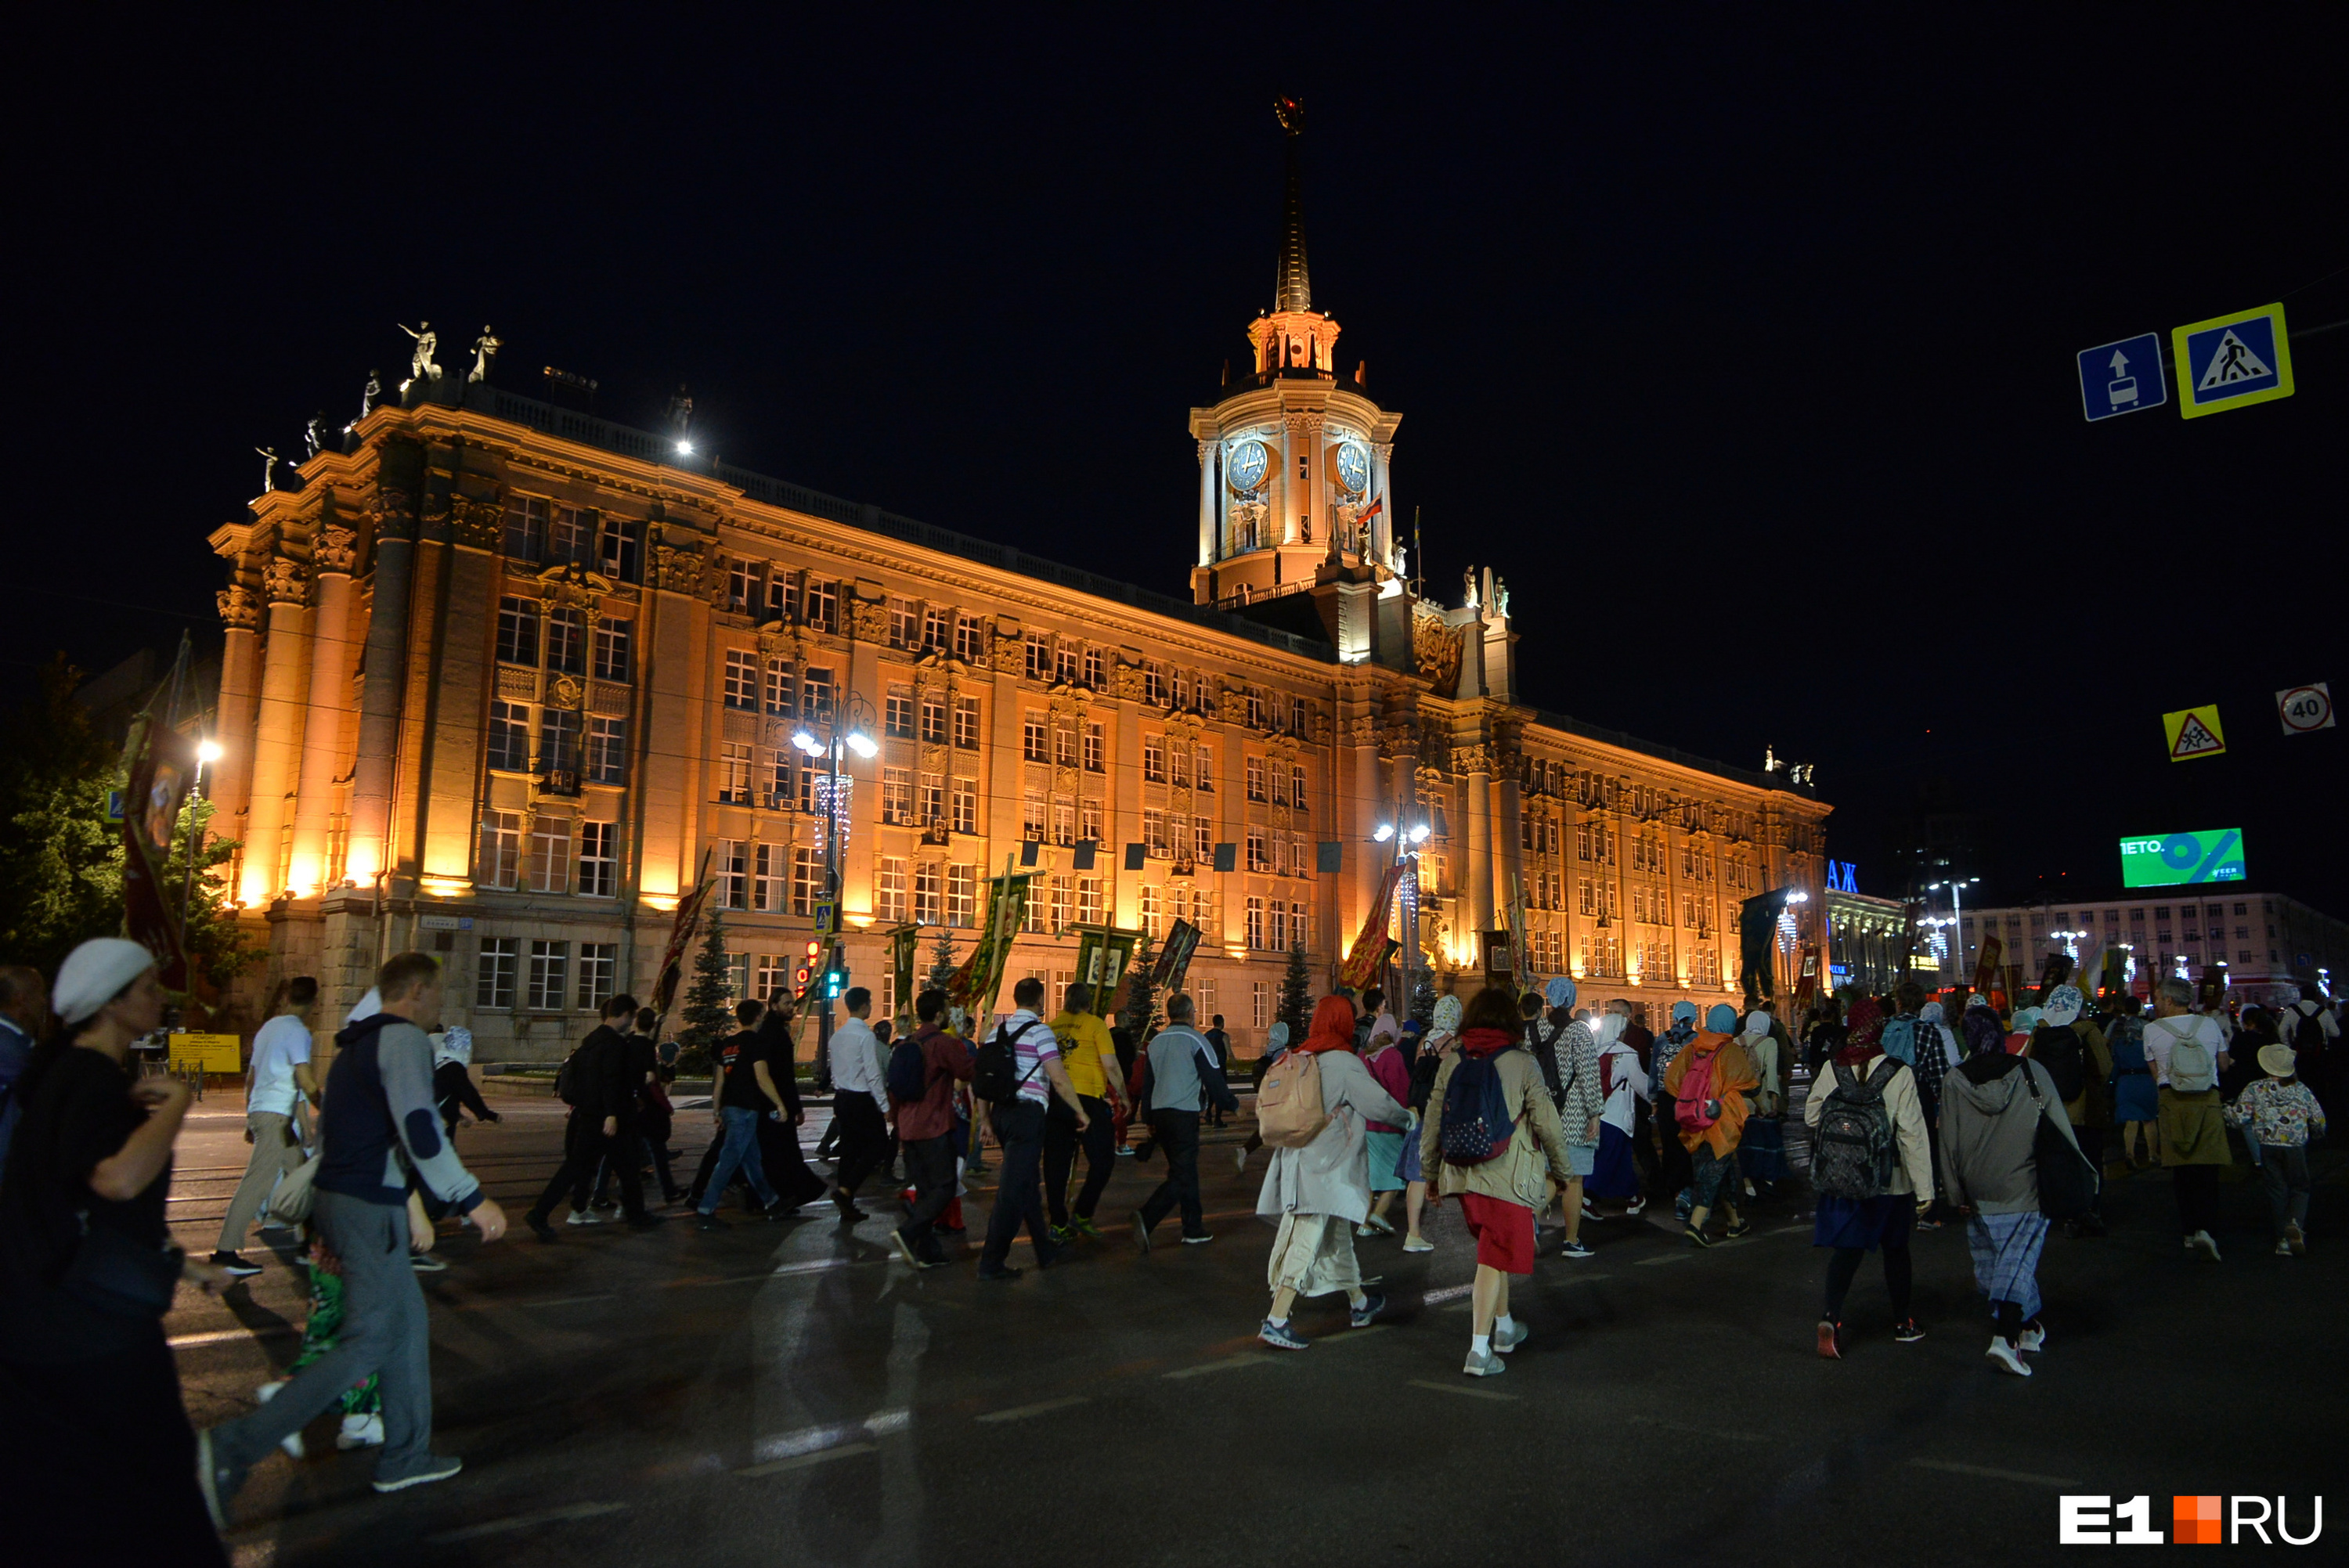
[1225,438,1269,494]
[1332,441,1370,496]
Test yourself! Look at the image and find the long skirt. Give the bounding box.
[1740,1116,1791,1184]
[1966,1209,2050,1319]
[1366,1130,1406,1193]
[1587,1123,1640,1199]
[1265,1211,1362,1298]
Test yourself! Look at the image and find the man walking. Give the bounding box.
[977,977,1084,1281]
[889,989,973,1267]
[693,1000,793,1227]
[827,988,893,1222]
[1045,982,1127,1243]
[210,978,323,1276]
[1134,992,1239,1250]
[200,953,508,1516]
[1203,1013,1232,1127]
[2146,977,2232,1260]
[524,996,664,1239]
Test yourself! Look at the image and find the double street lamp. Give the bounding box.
[789,692,876,1076]
[1926,877,1980,982]
[1374,813,1431,1005]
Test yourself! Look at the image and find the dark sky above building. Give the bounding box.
[10,9,2344,910]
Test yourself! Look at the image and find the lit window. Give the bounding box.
[478,811,521,889]
[723,651,759,709]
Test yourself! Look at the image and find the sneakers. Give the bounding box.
[1561,1238,1596,1260]
[252,1382,302,1458]
[1579,1202,1604,1224]
[590,1198,619,1213]
[526,1215,560,1242]
[1361,1213,1396,1237]
[1259,1318,1309,1351]
[1349,1292,1387,1328]
[626,1211,668,1230]
[209,1251,263,1278]
[197,1428,247,1530]
[694,1211,727,1231]
[1492,1319,1529,1354]
[565,1208,610,1226]
[1402,1235,1435,1253]
[1723,1217,1753,1240]
[1233,1147,1249,1175]
[2188,1229,2221,1262]
[410,1253,448,1273]
[1817,1320,1842,1360]
[1984,1337,2033,1378]
[1462,1347,1509,1378]
[371,1454,464,1493]
[1893,1318,1926,1343]
[2275,1238,2293,1256]
[1624,1196,1646,1217]
[1683,1224,1712,1249]
[2285,1222,2307,1256]
[976,1265,1023,1282]
[1131,1210,1152,1253]
[2018,1320,2046,1354]
[1180,1232,1216,1245]
[1073,1215,1104,1240]
[889,1228,921,1267]
[1048,1224,1076,1246]
[337,1413,386,1451]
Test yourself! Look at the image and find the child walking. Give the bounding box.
[2227,1043,2326,1256]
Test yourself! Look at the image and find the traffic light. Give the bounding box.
[796,939,819,992]
[824,954,848,1000]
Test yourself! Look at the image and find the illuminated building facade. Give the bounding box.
[205,110,1831,1054]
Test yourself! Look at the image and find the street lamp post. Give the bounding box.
[792,691,877,1084]
[176,738,225,950]
[1927,878,1979,988]
[1373,802,1431,1013]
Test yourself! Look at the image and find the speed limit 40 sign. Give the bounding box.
[2276,683,2334,735]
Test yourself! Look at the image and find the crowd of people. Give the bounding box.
[0,931,2336,1561]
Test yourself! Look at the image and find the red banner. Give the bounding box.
[1972,931,2004,999]
[1337,863,1407,993]
[120,711,197,989]
[652,847,715,1017]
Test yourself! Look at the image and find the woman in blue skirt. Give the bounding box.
[1804,999,1936,1358]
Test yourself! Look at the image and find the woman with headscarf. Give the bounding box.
[1357,1012,1413,1238]
[1666,1003,1761,1245]
[1398,997,1461,1251]
[1419,987,1577,1376]
[1256,996,1407,1351]
[1910,1000,1957,1227]
[1651,1000,1700,1217]
[1587,1006,1647,1220]
[1961,992,2005,1063]
[1536,979,1603,1257]
[1737,1011,1791,1199]
[0,939,236,1566]
[1234,1019,1293,1173]
[1805,995,1933,1357]
[431,1026,500,1143]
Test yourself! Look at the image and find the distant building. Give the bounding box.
[1958,890,2346,1006]
[1825,885,1914,1000]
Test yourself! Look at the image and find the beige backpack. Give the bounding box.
[1255,1049,1328,1148]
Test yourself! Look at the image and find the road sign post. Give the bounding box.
[2077,332,2167,421]
[2174,303,2293,419]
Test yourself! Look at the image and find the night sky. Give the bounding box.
[12,9,2344,912]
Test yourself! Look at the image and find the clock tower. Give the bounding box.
[1189,97,1404,649]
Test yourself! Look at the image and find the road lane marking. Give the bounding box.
[1162,1355,1272,1379]
[1406,1378,1519,1403]
[1635,1253,1690,1266]
[518,1292,619,1309]
[738,1442,875,1477]
[1420,1283,1474,1307]
[749,1410,908,1465]
[976,1396,1092,1423]
[1908,1459,2078,1487]
[169,1325,298,1349]
[425,1502,626,1544]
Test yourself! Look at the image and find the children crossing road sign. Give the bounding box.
[2162,705,2227,761]
[2174,303,2293,419]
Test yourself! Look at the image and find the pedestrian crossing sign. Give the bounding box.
[2162,704,2227,761]
[2174,303,2293,419]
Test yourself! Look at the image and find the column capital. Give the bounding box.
[314,524,359,575]
[263,553,311,607]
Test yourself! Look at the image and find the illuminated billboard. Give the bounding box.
[2119,829,2246,889]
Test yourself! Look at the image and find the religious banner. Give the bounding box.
[2035,952,2073,1003]
[1070,925,1139,1016]
[1972,931,2004,999]
[1337,863,1408,993]
[1479,931,1515,989]
[886,922,919,1028]
[947,867,1033,1015]
[1153,918,1202,993]
[652,847,715,1018]
[2098,943,2130,1000]
[119,707,197,989]
[1794,943,1820,1011]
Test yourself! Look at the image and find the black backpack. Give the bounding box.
[1528,1019,1566,1110]
[972,1018,1045,1105]
[556,1040,591,1106]
[885,1036,929,1105]
[1810,1057,1901,1200]
[2290,1006,2329,1055]
[2031,1024,2085,1102]
[2022,1066,2098,1220]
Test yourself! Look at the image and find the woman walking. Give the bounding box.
[1651,1000,1699,1217]
[1666,1004,1760,1245]
[1540,982,1603,1259]
[1398,998,1461,1251]
[1940,1027,2086,1377]
[2106,996,2159,1166]
[1257,996,1407,1350]
[1419,988,1576,1376]
[1737,1011,1790,1201]
[1357,1018,1412,1238]
[0,939,236,1565]
[1806,997,1933,1358]
[1587,1007,1647,1219]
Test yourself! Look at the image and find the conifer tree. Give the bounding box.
[1278,939,1313,1040]
[677,908,734,1074]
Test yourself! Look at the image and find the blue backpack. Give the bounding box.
[885,1036,929,1105]
[1879,1015,1919,1067]
[1440,1049,1520,1167]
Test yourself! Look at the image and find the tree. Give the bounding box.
[676,907,734,1076]
[1278,939,1313,1041]
[924,928,959,995]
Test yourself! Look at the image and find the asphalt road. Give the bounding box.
[161,1086,2341,1567]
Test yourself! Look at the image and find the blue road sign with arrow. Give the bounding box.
[2077,331,2166,421]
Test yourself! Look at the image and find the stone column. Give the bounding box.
[211,586,262,888]
[1196,440,1217,567]
[239,553,314,906]
[286,528,356,896]
[1464,745,1494,940]
[346,492,417,889]
[1371,441,1395,568]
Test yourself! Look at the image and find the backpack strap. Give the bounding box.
[1866,1056,1903,1090]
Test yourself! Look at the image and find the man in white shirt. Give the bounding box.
[977,977,1086,1281]
[211,977,323,1276]
[825,988,893,1223]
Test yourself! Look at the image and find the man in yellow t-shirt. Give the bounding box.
[1045,982,1129,1242]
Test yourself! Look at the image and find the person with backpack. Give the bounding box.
[1665,1003,1761,1246]
[1416,986,1576,1376]
[1043,982,1127,1245]
[2034,986,2113,1237]
[1532,982,1602,1256]
[1256,993,1409,1350]
[2105,994,2158,1166]
[2145,978,2233,1261]
[1650,1000,1699,1219]
[523,995,662,1239]
[1356,1008,1413,1238]
[1736,1010,1791,1202]
[2225,1042,2326,1256]
[1134,993,1238,1250]
[1397,997,1462,1253]
[1939,1022,2087,1378]
[976,977,1084,1281]
[888,989,974,1268]
[201,953,508,1518]
[1805,996,1934,1358]
[2281,983,2340,1133]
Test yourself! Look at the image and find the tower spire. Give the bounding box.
[1273,96,1310,314]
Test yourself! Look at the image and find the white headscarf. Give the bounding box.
[52,939,157,1026]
